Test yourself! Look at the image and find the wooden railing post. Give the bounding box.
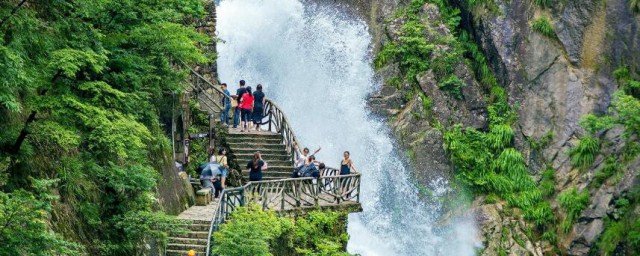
[268,106,272,131]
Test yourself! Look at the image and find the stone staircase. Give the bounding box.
[166,220,211,256]
[226,131,294,181]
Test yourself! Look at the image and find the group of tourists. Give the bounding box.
[290,143,358,179]
[219,80,266,132]
[199,79,358,197]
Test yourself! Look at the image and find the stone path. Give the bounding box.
[165,200,219,256]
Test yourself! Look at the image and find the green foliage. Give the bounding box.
[569,136,600,170]
[214,205,350,256]
[612,91,640,136]
[613,66,640,97]
[531,17,556,38]
[557,187,590,233]
[0,0,213,253]
[374,0,466,98]
[540,167,556,198]
[592,157,621,188]
[439,75,465,99]
[0,182,84,254]
[214,204,291,256]
[291,211,350,256]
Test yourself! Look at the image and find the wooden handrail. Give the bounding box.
[205,172,361,256]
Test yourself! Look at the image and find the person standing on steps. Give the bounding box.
[216,147,229,189]
[220,83,231,126]
[232,80,246,129]
[247,152,265,181]
[252,84,266,131]
[239,86,254,132]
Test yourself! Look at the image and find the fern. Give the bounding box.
[558,187,590,233]
[531,17,556,38]
[570,136,600,169]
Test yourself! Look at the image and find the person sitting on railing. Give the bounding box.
[239,86,254,132]
[220,83,231,126]
[252,84,266,132]
[247,152,265,181]
[232,80,246,129]
[340,151,358,175]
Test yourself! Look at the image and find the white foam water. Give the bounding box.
[216,0,480,254]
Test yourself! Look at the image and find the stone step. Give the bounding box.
[226,132,281,140]
[241,170,293,176]
[167,243,207,251]
[168,237,208,246]
[174,224,210,232]
[236,153,291,161]
[235,159,293,167]
[226,136,283,144]
[227,142,285,150]
[166,249,206,256]
[231,147,287,155]
[170,231,209,239]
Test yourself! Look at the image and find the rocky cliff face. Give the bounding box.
[468,1,639,254]
[332,0,640,255]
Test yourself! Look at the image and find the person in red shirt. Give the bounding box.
[239,86,254,132]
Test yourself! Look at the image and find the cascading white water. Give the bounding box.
[216,0,480,255]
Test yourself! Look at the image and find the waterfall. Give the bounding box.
[216,0,480,255]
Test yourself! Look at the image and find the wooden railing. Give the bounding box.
[205,172,361,256]
[261,100,301,164]
[185,66,232,115]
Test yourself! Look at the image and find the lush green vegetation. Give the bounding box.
[557,187,590,233]
[596,188,640,255]
[374,0,465,99]
[569,136,600,170]
[213,204,350,256]
[0,0,212,254]
[531,17,556,38]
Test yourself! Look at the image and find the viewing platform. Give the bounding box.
[167,67,362,256]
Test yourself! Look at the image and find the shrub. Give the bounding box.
[531,17,556,38]
[214,204,293,256]
[558,187,590,233]
[540,167,556,198]
[569,136,600,170]
[592,157,620,188]
[438,75,465,99]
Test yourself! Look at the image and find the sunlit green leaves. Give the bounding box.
[48,49,108,77]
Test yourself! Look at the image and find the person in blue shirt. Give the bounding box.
[220,83,231,125]
[232,80,246,128]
